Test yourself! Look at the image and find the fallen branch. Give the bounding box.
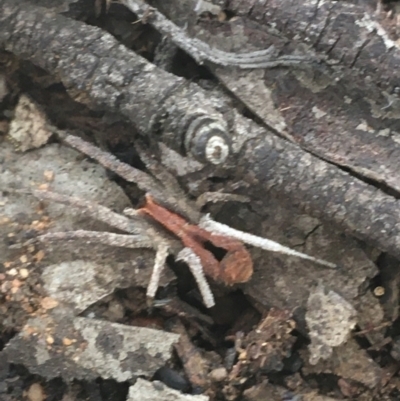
[1,0,400,260]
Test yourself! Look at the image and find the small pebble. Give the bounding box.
[373,286,385,297]
[46,335,54,345]
[19,255,28,264]
[0,281,11,293]
[104,299,125,321]
[19,268,29,278]
[26,382,46,401]
[11,279,22,288]
[33,250,45,262]
[62,338,73,346]
[153,366,189,391]
[43,170,54,181]
[40,297,59,310]
[209,367,227,382]
[7,268,18,276]
[38,183,49,191]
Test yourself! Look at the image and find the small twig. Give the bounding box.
[120,0,313,69]
[353,321,392,336]
[62,134,201,223]
[199,215,337,269]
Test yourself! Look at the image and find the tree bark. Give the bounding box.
[159,0,400,192]
[2,0,400,260]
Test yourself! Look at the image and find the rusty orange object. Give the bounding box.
[138,195,253,285]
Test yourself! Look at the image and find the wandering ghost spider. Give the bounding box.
[19,134,336,308]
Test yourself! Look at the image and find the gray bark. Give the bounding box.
[2,0,400,261]
[211,0,399,90]
[159,0,400,192]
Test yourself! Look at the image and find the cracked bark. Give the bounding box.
[0,0,228,161]
[158,0,400,192]
[211,0,398,89]
[237,131,400,258]
[2,0,400,261]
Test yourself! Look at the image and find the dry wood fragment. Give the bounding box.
[1,0,400,259]
[210,0,400,91]
[121,0,313,69]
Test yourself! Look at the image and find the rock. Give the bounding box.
[3,313,179,382]
[127,379,209,401]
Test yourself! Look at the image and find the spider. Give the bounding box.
[21,134,336,308]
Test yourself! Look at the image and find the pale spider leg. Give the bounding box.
[177,247,215,308]
[123,207,138,217]
[126,207,216,308]
[63,134,200,222]
[146,243,170,299]
[135,142,200,222]
[135,141,186,198]
[26,189,146,235]
[35,230,172,305]
[14,190,198,305]
[193,0,203,13]
[199,215,337,269]
[63,134,162,197]
[35,230,154,249]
